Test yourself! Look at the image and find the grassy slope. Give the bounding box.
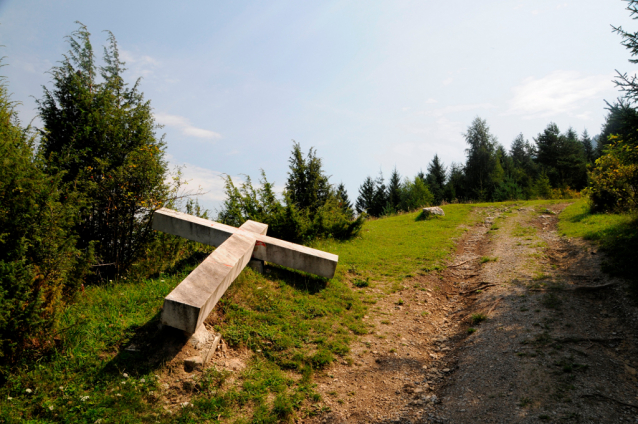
[0,205,478,423]
[558,198,638,290]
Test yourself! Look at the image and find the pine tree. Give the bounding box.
[425,154,447,205]
[387,167,402,212]
[356,176,375,215]
[37,23,171,280]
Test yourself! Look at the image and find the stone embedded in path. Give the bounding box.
[422,207,445,217]
[161,231,256,333]
[153,208,338,278]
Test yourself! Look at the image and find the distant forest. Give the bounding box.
[353,115,611,218]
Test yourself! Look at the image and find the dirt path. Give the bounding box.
[311,204,638,424]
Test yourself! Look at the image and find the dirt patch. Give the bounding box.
[310,204,638,423]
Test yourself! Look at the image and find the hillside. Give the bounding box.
[1,200,637,423]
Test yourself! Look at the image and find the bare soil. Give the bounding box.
[310,204,638,424]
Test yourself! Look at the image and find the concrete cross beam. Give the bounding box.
[161,231,256,333]
[153,208,338,278]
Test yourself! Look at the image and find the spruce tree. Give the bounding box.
[37,24,171,280]
[356,176,375,215]
[336,182,354,218]
[425,154,447,205]
[370,172,388,217]
[387,167,402,212]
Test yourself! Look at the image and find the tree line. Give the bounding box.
[354,118,602,218]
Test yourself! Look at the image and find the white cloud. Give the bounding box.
[425,98,437,104]
[442,77,454,86]
[508,70,613,119]
[155,113,222,140]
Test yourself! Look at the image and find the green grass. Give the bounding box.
[558,198,638,291]
[312,204,477,282]
[0,204,478,423]
[480,256,498,264]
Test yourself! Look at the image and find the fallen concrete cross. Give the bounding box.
[153,208,338,278]
[154,208,338,334]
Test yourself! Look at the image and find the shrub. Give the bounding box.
[218,144,364,244]
[587,136,638,212]
[37,24,175,281]
[0,74,90,374]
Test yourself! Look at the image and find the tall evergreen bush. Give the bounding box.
[37,24,172,280]
[0,71,90,373]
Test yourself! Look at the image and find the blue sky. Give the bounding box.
[1,0,635,213]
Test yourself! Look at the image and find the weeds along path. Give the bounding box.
[313,204,638,424]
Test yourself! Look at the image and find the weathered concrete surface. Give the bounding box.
[161,231,256,333]
[239,220,268,235]
[422,206,445,217]
[153,208,338,278]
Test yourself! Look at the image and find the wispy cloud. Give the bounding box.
[442,77,454,86]
[508,70,612,119]
[155,113,222,140]
[120,50,159,77]
[425,98,437,104]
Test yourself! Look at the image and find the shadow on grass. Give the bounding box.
[99,312,187,378]
[565,211,592,223]
[597,215,638,294]
[266,265,328,295]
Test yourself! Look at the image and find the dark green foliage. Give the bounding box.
[0,72,90,373]
[336,182,354,218]
[370,172,388,217]
[218,144,364,243]
[356,172,433,218]
[355,176,375,215]
[286,141,331,215]
[387,168,402,213]
[493,175,524,201]
[534,123,587,190]
[443,162,465,202]
[581,130,595,164]
[463,117,500,200]
[426,154,447,205]
[37,24,172,280]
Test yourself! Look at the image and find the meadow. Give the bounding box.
[1,199,635,423]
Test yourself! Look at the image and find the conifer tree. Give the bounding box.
[37,23,171,280]
[387,167,402,212]
[285,141,331,216]
[426,154,447,205]
[581,129,595,164]
[1,69,90,367]
[356,176,375,215]
[370,172,388,217]
[336,182,354,218]
[464,117,499,200]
